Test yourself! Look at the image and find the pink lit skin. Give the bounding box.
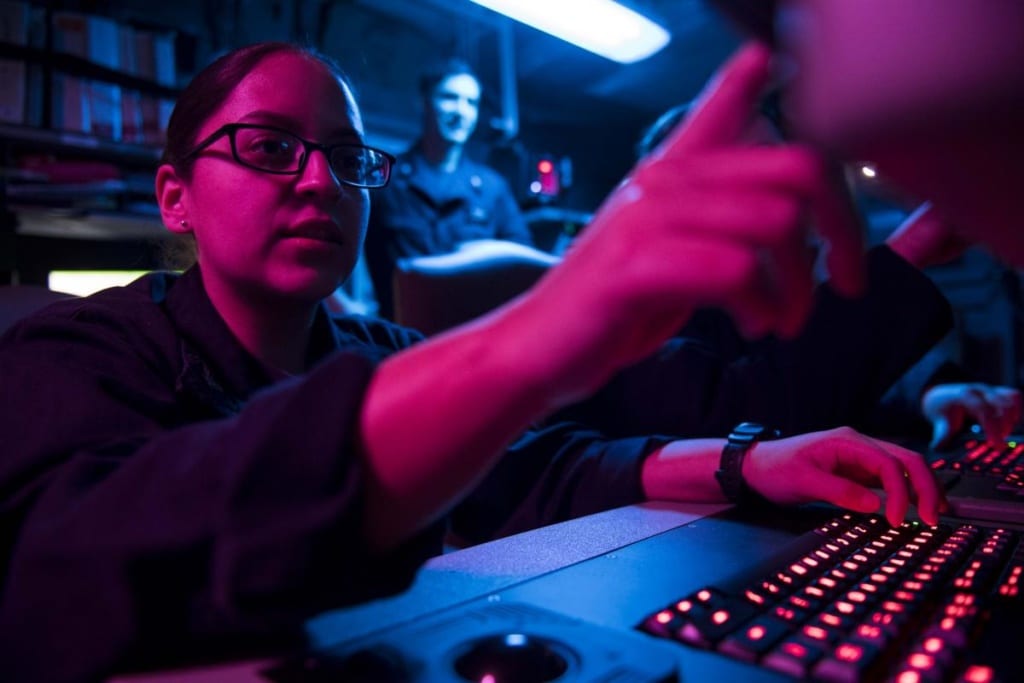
[780,0,1024,264]
[356,41,942,548]
[157,45,946,554]
[156,52,368,373]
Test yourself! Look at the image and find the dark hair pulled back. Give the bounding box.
[161,41,352,175]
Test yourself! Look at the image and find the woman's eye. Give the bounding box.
[250,136,293,157]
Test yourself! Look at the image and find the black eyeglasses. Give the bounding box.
[181,123,395,189]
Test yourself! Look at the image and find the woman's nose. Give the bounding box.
[297,149,342,197]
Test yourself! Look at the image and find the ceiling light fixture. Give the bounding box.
[467,0,671,64]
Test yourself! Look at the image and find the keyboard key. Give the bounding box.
[717,615,789,661]
[811,640,880,683]
[763,637,826,678]
[689,602,755,645]
[636,512,1023,682]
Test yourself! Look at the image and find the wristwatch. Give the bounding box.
[715,422,780,505]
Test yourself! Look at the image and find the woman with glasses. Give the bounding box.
[0,42,943,680]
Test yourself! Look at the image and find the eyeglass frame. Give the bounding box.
[179,122,396,189]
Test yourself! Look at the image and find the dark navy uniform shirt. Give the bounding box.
[365,145,534,318]
[0,247,952,680]
[0,266,658,682]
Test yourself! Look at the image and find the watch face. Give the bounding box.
[734,422,765,435]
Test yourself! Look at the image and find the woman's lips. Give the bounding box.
[286,219,344,244]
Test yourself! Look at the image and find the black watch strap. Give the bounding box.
[715,422,779,505]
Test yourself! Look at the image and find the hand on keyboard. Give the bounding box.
[746,427,947,526]
[640,513,1023,682]
[922,383,1022,450]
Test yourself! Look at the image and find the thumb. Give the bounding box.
[930,415,955,450]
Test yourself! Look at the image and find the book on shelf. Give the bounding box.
[0,0,35,124]
[118,23,142,143]
[135,26,176,146]
[87,15,122,141]
[48,11,178,143]
[51,11,90,134]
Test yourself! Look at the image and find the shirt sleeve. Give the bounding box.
[449,422,671,544]
[555,245,955,438]
[0,313,442,680]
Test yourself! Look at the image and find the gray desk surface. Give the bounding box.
[109,501,728,682]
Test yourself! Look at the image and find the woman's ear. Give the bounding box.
[155,164,192,235]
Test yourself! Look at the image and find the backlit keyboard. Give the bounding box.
[931,437,1024,495]
[639,514,1024,682]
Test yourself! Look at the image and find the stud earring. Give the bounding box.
[180,219,189,228]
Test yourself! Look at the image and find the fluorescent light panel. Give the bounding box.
[468,0,670,64]
[49,270,151,296]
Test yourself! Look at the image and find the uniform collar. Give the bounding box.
[159,266,343,412]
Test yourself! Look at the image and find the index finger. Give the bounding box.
[655,41,773,157]
[867,437,945,526]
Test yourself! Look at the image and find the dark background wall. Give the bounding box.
[4,0,1023,387]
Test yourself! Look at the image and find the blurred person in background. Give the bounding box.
[364,57,536,318]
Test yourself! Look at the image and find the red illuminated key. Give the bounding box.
[763,637,826,678]
[811,640,880,683]
[959,664,995,682]
[675,599,755,648]
[717,615,790,661]
[640,609,682,637]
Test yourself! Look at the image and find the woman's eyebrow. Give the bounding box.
[236,110,364,142]
[236,110,298,128]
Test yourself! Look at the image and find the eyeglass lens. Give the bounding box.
[232,127,389,187]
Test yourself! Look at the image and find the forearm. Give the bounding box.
[640,438,729,503]
[359,282,634,550]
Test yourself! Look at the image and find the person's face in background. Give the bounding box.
[777,0,1024,263]
[181,52,369,304]
[426,73,482,146]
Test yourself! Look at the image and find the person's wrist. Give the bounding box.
[716,422,779,506]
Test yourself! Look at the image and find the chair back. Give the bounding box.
[392,241,558,335]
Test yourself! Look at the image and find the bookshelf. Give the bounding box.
[0,0,183,285]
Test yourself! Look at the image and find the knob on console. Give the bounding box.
[452,632,571,682]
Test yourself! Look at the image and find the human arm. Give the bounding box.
[885,202,973,270]
[358,42,868,551]
[554,243,953,438]
[641,426,945,527]
[454,421,945,548]
[0,299,438,680]
[450,424,673,544]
